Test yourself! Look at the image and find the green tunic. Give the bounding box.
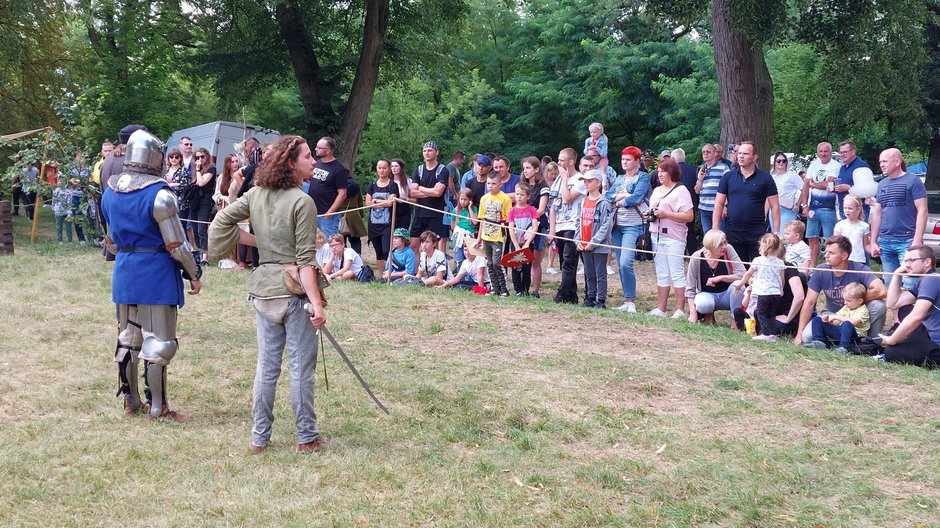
[209,186,320,299]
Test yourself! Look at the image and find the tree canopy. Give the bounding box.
[1,0,936,184]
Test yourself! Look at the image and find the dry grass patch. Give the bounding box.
[1,217,939,527]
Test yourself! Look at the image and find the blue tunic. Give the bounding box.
[102,183,186,307]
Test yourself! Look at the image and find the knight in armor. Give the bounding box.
[101,127,203,422]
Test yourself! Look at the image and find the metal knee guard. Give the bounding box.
[115,305,143,411]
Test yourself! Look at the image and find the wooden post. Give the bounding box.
[30,128,53,243]
[0,201,14,255]
[385,199,397,284]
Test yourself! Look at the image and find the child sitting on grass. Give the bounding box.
[416,230,450,286]
[323,234,364,281]
[807,282,869,355]
[437,248,489,290]
[383,228,417,283]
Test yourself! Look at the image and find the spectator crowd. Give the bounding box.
[68,124,940,369]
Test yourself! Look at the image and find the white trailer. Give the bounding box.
[165,121,280,163]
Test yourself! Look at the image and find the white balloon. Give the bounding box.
[850,167,877,198]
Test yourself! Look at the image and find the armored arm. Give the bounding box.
[153,188,201,280]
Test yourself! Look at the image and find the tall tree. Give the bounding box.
[710,0,780,164]
[195,0,467,175]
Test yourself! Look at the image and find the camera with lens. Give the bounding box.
[645,207,658,222]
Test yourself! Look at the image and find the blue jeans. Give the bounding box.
[878,236,911,278]
[811,317,859,348]
[699,209,725,233]
[806,207,836,239]
[772,208,798,235]
[251,296,320,447]
[319,214,341,237]
[611,224,643,300]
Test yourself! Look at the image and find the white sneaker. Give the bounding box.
[616,301,637,313]
[577,267,584,275]
[671,309,685,319]
[545,267,559,275]
[648,308,667,317]
[752,335,778,341]
[606,265,615,275]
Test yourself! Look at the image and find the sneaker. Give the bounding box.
[804,340,827,350]
[873,354,886,362]
[515,292,524,297]
[531,292,540,299]
[671,309,685,319]
[648,308,667,317]
[499,292,509,297]
[546,267,559,275]
[595,302,606,309]
[833,346,849,355]
[753,335,778,342]
[615,301,636,313]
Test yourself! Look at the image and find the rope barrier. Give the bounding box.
[394,197,932,280]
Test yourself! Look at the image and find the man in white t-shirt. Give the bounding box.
[799,142,841,265]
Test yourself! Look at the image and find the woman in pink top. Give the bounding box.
[647,158,694,319]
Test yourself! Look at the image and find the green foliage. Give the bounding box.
[0,0,73,134]
[651,44,721,163]
[355,72,503,180]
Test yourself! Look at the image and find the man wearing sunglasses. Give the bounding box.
[179,136,194,172]
[880,245,940,366]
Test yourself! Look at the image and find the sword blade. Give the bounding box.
[320,326,390,415]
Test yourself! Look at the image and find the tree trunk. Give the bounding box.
[711,0,774,170]
[274,0,326,130]
[927,132,940,190]
[336,0,390,178]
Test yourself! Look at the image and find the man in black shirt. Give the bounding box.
[409,141,449,251]
[307,136,349,237]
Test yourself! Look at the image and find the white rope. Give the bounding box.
[395,197,931,279]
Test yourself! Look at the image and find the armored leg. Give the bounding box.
[138,305,189,421]
[115,304,143,413]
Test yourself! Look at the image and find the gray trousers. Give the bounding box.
[251,295,320,447]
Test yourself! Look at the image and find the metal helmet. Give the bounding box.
[123,129,166,176]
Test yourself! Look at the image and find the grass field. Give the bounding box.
[1,212,939,527]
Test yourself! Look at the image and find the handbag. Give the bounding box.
[338,214,350,236]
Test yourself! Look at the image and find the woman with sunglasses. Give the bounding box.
[165,149,192,224]
[192,148,217,265]
[770,152,803,235]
